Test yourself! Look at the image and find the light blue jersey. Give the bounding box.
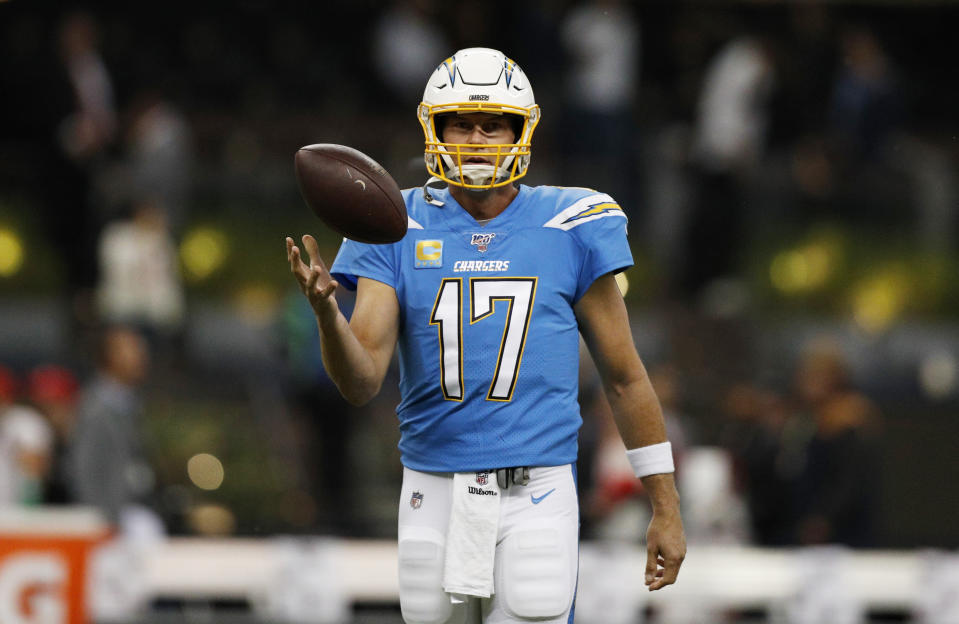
[330,184,632,472]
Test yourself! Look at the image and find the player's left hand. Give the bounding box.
[644,506,686,591]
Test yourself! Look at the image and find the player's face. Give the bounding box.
[441,113,516,164]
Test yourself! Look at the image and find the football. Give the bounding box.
[294,144,407,244]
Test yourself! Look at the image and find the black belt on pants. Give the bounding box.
[495,466,530,489]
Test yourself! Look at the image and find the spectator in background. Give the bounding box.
[684,32,775,298]
[371,0,449,106]
[123,90,195,234]
[41,11,117,324]
[559,0,641,211]
[26,364,80,504]
[57,12,116,159]
[790,337,882,547]
[829,26,902,165]
[67,327,156,527]
[370,0,449,180]
[0,366,54,506]
[720,382,796,546]
[95,197,185,352]
[826,26,908,226]
[824,24,954,253]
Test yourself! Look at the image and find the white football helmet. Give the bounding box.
[418,48,540,190]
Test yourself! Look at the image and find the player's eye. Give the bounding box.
[482,121,508,134]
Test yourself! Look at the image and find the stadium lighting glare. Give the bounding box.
[770,242,835,295]
[919,351,958,401]
[0,227,24,277]
[770,250,809,293]
[187,453,225,490]
[180,226,229,282]
[187,503,236,536]
[851,270,909,333]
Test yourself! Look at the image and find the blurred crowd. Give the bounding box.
[575,334,882,549]
[1,1,957,548]
[0,327,153,522]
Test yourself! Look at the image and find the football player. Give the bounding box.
[287,47,685,624]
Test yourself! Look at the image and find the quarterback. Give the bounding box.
[286,48,685,624]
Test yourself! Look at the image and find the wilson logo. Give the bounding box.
[467,486,498,496]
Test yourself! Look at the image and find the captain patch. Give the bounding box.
[415,240,443,268]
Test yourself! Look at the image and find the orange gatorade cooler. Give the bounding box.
[0,508,110,624]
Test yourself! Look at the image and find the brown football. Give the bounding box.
[294,144,407,244]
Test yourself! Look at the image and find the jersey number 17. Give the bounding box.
[429,277,537,402]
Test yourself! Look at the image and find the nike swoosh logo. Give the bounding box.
[530,489,556,505]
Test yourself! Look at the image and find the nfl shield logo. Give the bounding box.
[475,471,489,486]
[470,233,495,253]
[410,491,424,509]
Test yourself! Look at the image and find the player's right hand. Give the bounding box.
[286,235,340,318]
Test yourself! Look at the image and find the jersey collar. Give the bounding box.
[436,185,530,230]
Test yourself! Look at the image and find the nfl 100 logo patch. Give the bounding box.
[410,491,424,509]
[470,232,495,253]
[475,471,489,486]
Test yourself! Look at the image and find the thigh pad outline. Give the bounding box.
[398,526,455,624]
[495,527,573,619]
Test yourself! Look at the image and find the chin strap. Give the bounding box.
[423,177,447,206]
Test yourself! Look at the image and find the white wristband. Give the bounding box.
[626,441,674,478]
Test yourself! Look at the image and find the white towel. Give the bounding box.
[442,471,501,599]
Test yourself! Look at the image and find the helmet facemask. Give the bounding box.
[419,103,540,190]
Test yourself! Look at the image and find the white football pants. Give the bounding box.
[397,464,579,624]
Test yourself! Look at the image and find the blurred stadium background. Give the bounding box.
[1,1,957,623]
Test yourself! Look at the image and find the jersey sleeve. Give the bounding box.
[575,215,633,301]
[329,238,397,291]
[542,190,633,301]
